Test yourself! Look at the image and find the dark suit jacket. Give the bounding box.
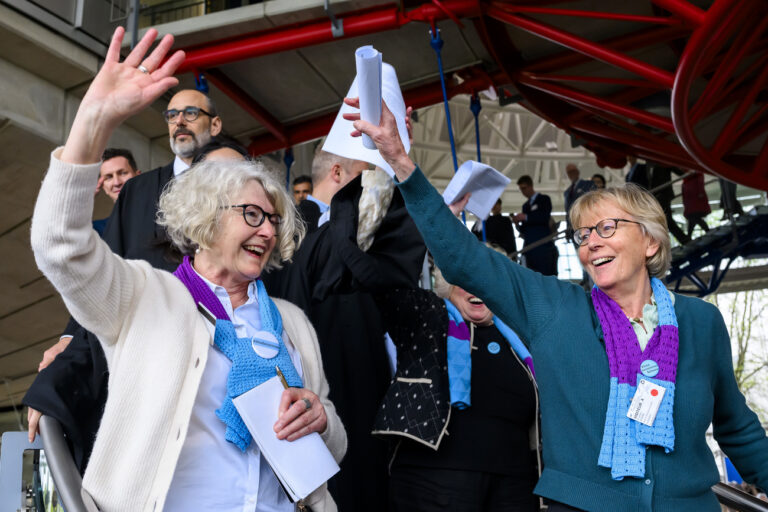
[297,199,322,234]
[563,178,596,214]
[519,193,554,247]
[472,214,517,254]
[102,161,179,271]
[23,161,177,472]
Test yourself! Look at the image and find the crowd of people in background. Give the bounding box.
[20,26,766,512]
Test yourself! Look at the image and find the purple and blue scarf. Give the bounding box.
[593,277,678,479]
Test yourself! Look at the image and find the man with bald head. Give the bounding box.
[297,148,368,232]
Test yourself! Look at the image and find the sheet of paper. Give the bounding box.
[233,376,340,501]
[442,160,511,220]
[355,45,382,149]
[322,57,409,177]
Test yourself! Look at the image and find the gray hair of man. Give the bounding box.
[311,147,360,184]
[157,159,305,271]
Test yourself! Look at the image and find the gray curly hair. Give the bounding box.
[156,159,305,271]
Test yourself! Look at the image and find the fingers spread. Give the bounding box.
[124,28,158,67]
[153,50,186,81]
[143,33,176,74]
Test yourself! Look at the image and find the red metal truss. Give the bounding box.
[172,0,768,191]
[247,66,500,155]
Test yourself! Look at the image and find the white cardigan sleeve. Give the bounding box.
[30,149,144,345]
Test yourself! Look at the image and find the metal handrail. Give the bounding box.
[714,482,768,512]
[37,415,99,512]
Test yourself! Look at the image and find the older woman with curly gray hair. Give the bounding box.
[348,98,768,512]
[30,28,345,512]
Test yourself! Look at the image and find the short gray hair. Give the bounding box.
[569,183,670,278]
[157,159,305,270]
[311,148,358,184]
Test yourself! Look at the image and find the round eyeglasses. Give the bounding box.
[162,106,214,124]
[228,204,282,228]
[573,218,643,246]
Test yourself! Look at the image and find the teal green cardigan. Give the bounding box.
[396,167,768,512]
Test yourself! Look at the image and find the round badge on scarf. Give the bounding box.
[487,342,501,354]
[251,330,280,358]
[640,359,659,378]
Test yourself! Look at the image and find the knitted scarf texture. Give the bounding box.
[444,299,534,409]
[593,277,678,479]
[173,255,302,452]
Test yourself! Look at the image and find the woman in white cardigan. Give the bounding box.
[30,28,346,511]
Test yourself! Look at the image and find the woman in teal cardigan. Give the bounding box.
[344,99,768,512]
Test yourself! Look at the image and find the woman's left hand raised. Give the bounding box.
[62,26,185,165]
[274,388,327,441]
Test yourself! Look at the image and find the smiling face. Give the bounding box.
[100,156,139,202]
[199,180,277,287]
[577,200,659,296]
[449,286,494,326]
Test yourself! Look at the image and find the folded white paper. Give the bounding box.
[442,161,511,220]
[233,376,340,501]
[322,57,409,177]
[355,45,382,149]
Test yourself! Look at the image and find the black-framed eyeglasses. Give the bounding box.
[573,218,643,246]
[162,106,214,124]
[228,204,282,228]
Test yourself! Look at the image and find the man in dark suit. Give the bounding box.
[471,198,517,255]
[513,175,558,276]
[563,163,596,241]
[24,89,224,471]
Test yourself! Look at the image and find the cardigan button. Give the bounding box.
[645,479,651,485]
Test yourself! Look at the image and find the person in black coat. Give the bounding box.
[24,90,226,471]
[471,199,517,255]
[513,175,558,276]
[262,173,426,512]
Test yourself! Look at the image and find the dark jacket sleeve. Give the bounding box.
[22,326,109,474]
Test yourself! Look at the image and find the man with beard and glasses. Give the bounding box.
[103,88,222,268]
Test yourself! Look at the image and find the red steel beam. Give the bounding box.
[248,67,501,155]
[524,73,667,90]
[650,0,706,27]
[518,74,675,132]
[486,6,676,87]
[524,25,688,74]
[177,1,481,73]
[203,68,288,144]
[490,3,682,26]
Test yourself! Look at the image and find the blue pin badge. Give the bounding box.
[640,359,659,378]
[487,342,501,355]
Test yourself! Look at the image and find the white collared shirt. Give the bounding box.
[172,156,190,177]
[164,272,302,512]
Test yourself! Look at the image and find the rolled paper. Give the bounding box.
[355,45,382,149]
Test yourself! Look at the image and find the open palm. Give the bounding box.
[80,26,185,125]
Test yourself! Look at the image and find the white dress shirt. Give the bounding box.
[172,156,190,177]
[164,272,303,512]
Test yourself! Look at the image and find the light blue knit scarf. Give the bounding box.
[173,256,303,452]
[444,299,535,409]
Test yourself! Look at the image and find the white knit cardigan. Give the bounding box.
[30,149,347,512]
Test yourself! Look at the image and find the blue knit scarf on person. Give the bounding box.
[444,299,535,409]
[173,255,302,452]
[594,277,678,480]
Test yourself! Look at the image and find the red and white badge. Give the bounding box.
[627,379,666,426]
